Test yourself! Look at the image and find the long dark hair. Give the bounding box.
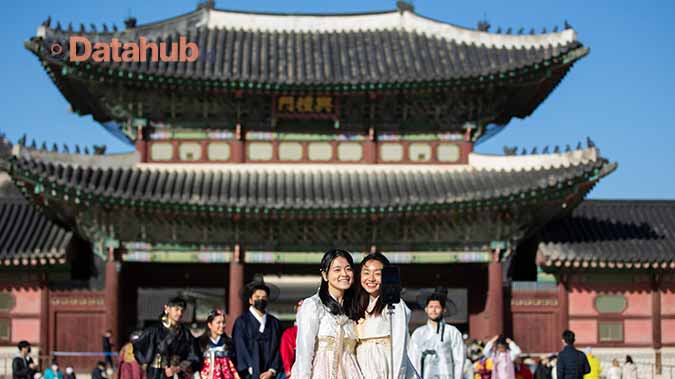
[319,249,355,316]
[198,308,233,352]
[352,252,390,320]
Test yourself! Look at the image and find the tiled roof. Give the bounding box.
[5,147,614,214]
[0,173,72,266]
[29,8,586,87]
[538,200,675,269]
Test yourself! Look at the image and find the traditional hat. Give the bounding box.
[240,276,280,301]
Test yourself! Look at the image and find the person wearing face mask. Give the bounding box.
[408,291,465,379]
[64,367,76,379]
[132,297,201,379]
[232,279,282,379]
[13,341,37,379]
[351,252,418,379]
[199,309,239,379]
[291,248,364,379]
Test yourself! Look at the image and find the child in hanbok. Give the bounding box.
[291,249,364,379]
[352,253,418,379]
[199,309,239,379]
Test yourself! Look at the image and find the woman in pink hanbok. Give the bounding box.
[291,249,364,379]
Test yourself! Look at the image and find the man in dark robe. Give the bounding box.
[133,297,201,379]
[102,330,114,369]
[12,341,37,379]
[232,280,282,379]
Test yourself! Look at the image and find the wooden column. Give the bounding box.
[469,250,504,340]
[558,274,570,335]
[232,123,244,163]
[365,127,377,163]
[104,247,119,348]
[39,274,50,357]
[227,244,245,336]
[135,126,147,162]
[652,273,662,375]
[487,252,504,336]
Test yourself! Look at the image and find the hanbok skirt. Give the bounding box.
[200,356,239,379]
[310,337,364,379]
[356,337,391,379]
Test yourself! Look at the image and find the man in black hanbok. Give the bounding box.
[232,279,282,379]
[133,297,201,379]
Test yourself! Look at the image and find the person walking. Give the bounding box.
[555,330,590,379]
[622,356,637,379]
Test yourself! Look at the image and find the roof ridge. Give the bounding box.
[36,7,578,50]
[470,146,602,172]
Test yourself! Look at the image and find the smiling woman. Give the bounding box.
[352,253,418,379]
[291,249,364,379]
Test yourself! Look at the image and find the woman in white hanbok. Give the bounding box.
[291,249,364,379]
[352,253,418,379]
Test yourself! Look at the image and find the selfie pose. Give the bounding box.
[409,291,465,379]
[352,253,417,379]
[132,297,201,379]
[291,249,364,379]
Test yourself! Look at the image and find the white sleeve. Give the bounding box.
[408,328,422,376]
[508,341,522,361]
[291,297,320,379]
[450,328,465,379]
[391,300,411,379]
[483,340,494,359]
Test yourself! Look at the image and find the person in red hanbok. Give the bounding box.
[199,309,240,379]
[118,331,144,379]
[280,300,304,379]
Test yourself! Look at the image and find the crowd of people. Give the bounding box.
[10,249,643,379]
[464,332,640,379]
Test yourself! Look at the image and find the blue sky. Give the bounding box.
[1,0,673,199]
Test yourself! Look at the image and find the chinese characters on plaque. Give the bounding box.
[274,95,337,118]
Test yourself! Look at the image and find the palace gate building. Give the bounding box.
[1,1,673,375]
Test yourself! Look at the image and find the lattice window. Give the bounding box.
[0,319,9,341]
[598,321,623,342]
[0,293,15,311]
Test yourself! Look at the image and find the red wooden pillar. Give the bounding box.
[40,274,50,358]
[653,273,662,375]
[231,123,245,163]
[486,252,504,337]
[469,250,504,340]
[227,244,245,335]
[558,274,569,336]
[135,126,147,162]
[104,247,119,349]
[365,127,377,163]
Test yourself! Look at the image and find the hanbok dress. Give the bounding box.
[132,322,201,379]
[354,297,418,379]
[408,321,465,379]
[291,294,364,379]
[200,336,239,379]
